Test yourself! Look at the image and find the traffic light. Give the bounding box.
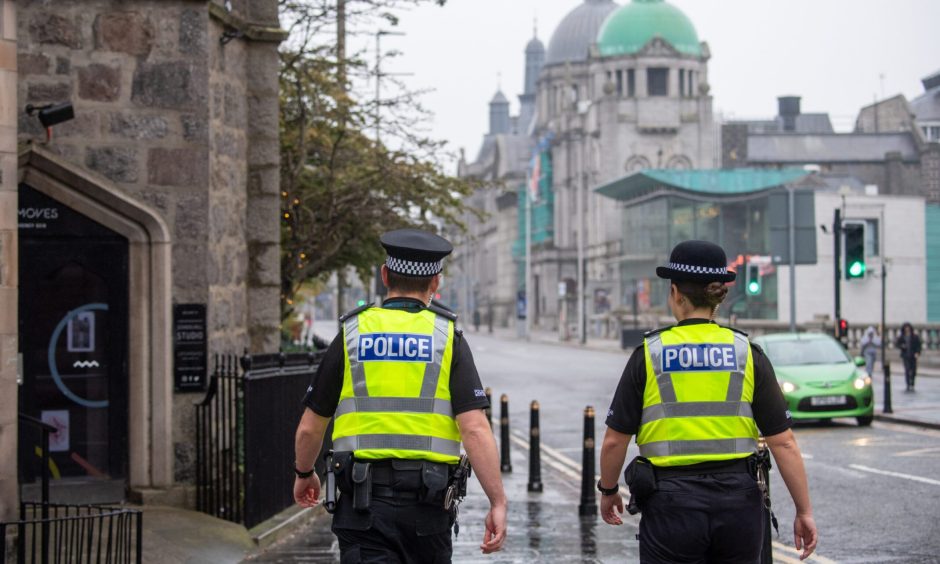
[837,318,849,339]
[745,262,762,296]
[844,223,866,280]
[356,299,366,307]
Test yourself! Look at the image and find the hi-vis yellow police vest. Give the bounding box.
[332,307,461,463]
[636,323,759,467]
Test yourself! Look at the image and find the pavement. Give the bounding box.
[137,325,940,562]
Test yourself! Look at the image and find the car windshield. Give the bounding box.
[761,337,852,366]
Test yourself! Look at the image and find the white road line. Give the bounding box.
[848,464,940,486]
[894,446,940,457]
[508,434,582,481]
[873,421,940,438]
[771,541,839,564]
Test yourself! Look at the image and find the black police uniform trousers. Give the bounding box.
[331,477,454,563]
[638,472,764,564]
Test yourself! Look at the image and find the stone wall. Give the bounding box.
[16,0,283,497]
[0,0,17,523]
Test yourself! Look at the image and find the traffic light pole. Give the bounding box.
[833,209,842,338]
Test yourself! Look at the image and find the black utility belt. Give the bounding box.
[333,453,456,510]
[654,456,755,480]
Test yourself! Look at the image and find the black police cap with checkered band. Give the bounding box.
[380,228,453,277]
[655,240,736,283]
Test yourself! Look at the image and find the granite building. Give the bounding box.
[8,0,284,508]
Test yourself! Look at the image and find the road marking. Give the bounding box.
[848,464,940,486]
[771,541,838,564]
[509,434,582,481]
[894,446,940,457]
[873,421,940,439]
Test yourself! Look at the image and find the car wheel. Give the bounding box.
[856,415,874,427]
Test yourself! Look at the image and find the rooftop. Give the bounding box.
[545,0,620,66]
[595,168,810,201]
[597,0,701,57]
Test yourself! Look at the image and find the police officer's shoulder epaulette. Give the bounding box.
[338,302,373,323]
[718,324,749,338]
[644,325,674,338]
[426,301,458,322]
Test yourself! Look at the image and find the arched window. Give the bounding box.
[625,155,652,172]
[667,155,693,170]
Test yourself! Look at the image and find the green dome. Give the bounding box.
[598,0,701,57]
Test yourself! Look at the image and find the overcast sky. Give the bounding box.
[364,0,940,166]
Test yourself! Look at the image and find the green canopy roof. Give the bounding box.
[598,0,702,57]
[595,168,811,201]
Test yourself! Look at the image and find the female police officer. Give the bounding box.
[598,240,818,562]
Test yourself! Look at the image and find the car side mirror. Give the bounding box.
[854,356,866,367]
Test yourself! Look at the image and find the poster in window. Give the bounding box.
[67,312,95,353]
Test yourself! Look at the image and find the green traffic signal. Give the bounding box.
[747,281,761,295]
[848,261,865,278]
[844,223,866,280]
[745,263,762,296]
[356,299,366,307]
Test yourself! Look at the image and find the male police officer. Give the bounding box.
[293,228,507,562]
[598,240,817,562]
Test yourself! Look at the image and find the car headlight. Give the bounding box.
[780,381,798,393]
[853,376,872,390]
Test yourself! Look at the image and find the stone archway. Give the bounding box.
[18,144,173,491]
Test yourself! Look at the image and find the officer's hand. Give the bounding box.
[480,503,507,554]
[293,474,321,508]
[600,492,624,526]
[794,512,818,560]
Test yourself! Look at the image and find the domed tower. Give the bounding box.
[592,0,713,172]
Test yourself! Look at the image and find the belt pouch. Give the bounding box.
[351,462,372,511]
[420,462,449,505]
[333,452,354,495]
[623,456,657,502]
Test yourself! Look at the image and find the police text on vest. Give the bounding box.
[662,344,737,372]
[358,333,434,362]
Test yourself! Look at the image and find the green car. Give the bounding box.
[752,332,875,427]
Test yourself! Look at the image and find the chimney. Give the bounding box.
[778,96,801,132]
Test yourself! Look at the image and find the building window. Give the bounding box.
[688,71,696,96]
[679,70,685,98]
[923,125,940,141]
[615,71,623,97]
[570,84,579,104]
[627,69,636,97]
[864,219,879,257]
[648,68,668,97]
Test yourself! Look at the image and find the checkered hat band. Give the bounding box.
[666,262,728,275]
[386,256,443,277]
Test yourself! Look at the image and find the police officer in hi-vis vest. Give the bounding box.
[293,229,507,562]
[598,240,818,563]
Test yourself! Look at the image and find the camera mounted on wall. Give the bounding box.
[25,101,75,142]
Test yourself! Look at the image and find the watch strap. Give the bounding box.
[295,466,315,479]
[596,480,619,496]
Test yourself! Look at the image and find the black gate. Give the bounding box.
[194,352,324,528]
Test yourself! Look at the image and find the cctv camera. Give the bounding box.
[25,102,75,128]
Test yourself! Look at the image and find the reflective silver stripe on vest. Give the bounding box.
[335,397,454,418]
[333,434,461,457]
[639,437,758,459]
[419,315,451,398]
[344,316,369,397]
[726,334,750,401]
[641,401,753,423]
[647,335,678,403]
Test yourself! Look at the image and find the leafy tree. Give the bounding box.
[278,0,478,318]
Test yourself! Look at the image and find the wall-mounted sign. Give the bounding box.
[173,303,207,392]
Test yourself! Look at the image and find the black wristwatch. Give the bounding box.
[294,466,315,479]
[596,480,619,496]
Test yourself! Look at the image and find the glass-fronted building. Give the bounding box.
[596,169,812,319]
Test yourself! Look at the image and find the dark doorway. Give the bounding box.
[18,184,129,491]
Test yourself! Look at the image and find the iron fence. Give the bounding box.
[2,503,141,564]
[194,351,324,528]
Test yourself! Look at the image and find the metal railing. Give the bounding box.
[2,503,141,564]
[194,352,324,528]
[7,415,142,564]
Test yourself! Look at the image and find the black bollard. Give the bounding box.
[528,400,543,492]
[485,387,493,429]
[500,394,513,473]
[578,406,597,517]
[883,361,893,414]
